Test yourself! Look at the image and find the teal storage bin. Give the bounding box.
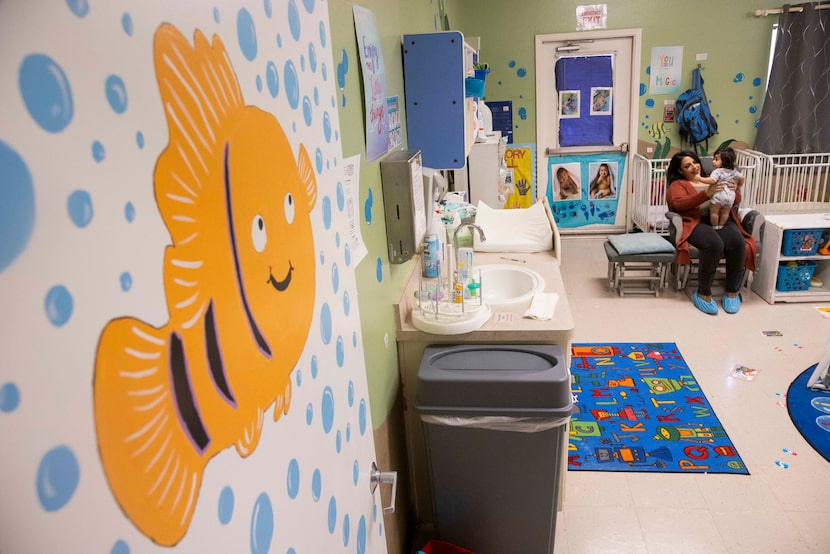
[776,261,817,292]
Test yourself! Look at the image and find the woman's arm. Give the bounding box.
[666,180,711,211]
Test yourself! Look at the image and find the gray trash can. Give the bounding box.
[416,344,573,554]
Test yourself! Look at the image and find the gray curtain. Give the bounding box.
[754,3,830,154]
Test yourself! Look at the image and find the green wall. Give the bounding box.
[328,0,463,427]
[328,0,778,427]
[461,0,777,154]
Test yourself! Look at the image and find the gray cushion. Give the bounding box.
[608,233,676,255]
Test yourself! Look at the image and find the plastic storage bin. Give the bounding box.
[781,229,823,256]
[776,261,817,292]
[416,344,573,554]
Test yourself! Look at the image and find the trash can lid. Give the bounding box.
[415,344,572,415]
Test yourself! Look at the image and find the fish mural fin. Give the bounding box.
[94,317,207,546]
[296,143,318,211]
[152,23,243,248]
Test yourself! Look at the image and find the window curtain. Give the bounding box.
[754,3,830,154]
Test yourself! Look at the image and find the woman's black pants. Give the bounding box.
[686,219,746,296]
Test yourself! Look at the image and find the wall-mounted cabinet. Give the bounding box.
[753,213,830,303]
[402,31,477,169]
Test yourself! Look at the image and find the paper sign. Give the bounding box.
[649,46,683,95]
[576,4,607,30]
[342,155,368,265]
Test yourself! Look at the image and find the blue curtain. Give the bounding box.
[555,56,613,147]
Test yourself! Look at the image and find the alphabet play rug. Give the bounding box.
[568,343,749,474]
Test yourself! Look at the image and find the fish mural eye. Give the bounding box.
[285,192,296,224]
[251,215,267,252]
[93,24,317,547]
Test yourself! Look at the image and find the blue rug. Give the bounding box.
[786,364,830,463]
[568,343,749,474]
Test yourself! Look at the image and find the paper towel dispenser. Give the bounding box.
[380,150,426,263]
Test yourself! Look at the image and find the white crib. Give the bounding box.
[736,150,830,215]
[629,150,768,234]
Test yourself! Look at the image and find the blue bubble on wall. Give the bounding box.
[749,105,758,114]
[327,497,337,533]
[331,263,339,293]
[335,232,340,247]
[322,195,332,229]
[343,290,350,316]
[518,107,527,120]
[320,303,332,344]
[364,188,373,224]
[646,66,651,75]
[640,83,647,96]
[250,493,273,554]
[645,98,655,108]
[374,257,383,282]
[314,86,320,106]
[312,468,322,501]
[335,181,345,211]
[125,201,135,223]
[319,21,327,47]
[265,61,280,98]
[121,13,133,37]
[508,60,516,68]
[344,243,351,267]
[346,421,352,441]
[45,285,73,327]
[255,75,263,92]
[352,460,359,486]
[373,504,377,523]
[19,54,74,133]
[300,54,306,72]
[303,0,315,12]
[218,486,234,524]
[755,119,760,128]
[352,331,357,348]
[295,368,302,387]
[753,77,762,86]
[276,34,283,48]
[323,111,332,142]
[336,336,344,367]
[311,354,318,378]
[322,63,328,83]
[335,429,343,452]
[357,516,367,554]
[66,0,89,17]
[284,60,300,109]
[348,381,354,407]
[67,190,93,228]
[136,131,144,149]
[517,67,527,78]
[213,7,221,23]
[302,96,313,126]
[321,386,335,433]
[0,382,21,413]
[237,8,258,61]
[92,141,106,163]
[286,458,300,499]
[734,73,745,83]
[263,0,272,18]
[343,514,351,546]
[359,399,367,435]
[288,0,301,41]
[111,539,129,554]
[314,148,323,174]
[0,141,35,272]
[337,49,348,90]
[36,445,79,511]
[306,403,313,425]
[309,43,318,73]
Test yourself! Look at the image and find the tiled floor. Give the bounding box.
[554,235,830,553]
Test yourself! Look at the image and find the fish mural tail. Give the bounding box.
[94,317,206,546]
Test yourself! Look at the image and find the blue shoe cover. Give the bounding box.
[722,294,741,314]
[693,292,718,315]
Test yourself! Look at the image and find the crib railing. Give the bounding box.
[739,150,830,215]
[630,154,671,234]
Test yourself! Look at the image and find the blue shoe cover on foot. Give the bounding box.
[693,292,718,315]
[722,294,741,314]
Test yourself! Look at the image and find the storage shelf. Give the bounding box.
[753,214,830,304]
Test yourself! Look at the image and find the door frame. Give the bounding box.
[535,28,642,233]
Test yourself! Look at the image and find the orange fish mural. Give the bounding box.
[93,24,317,546]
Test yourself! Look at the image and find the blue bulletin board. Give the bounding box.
[555,56,613,147]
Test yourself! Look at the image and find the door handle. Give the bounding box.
[369,461,397,514]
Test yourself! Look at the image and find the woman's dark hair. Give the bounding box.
[666,150,702,184]
[715,146,737,169]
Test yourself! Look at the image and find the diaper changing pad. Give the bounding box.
[473,200,554,253]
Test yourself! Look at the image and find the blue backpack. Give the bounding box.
[675,68,718,150]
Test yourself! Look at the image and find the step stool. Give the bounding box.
[604,234,676,297]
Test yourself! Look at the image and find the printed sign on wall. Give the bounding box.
[649,46,684,95]
[354,6,389,162]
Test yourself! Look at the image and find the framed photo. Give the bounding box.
[590,87,612,115]
[559,90,580,118]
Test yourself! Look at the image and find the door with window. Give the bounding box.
[535,30,641,233]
